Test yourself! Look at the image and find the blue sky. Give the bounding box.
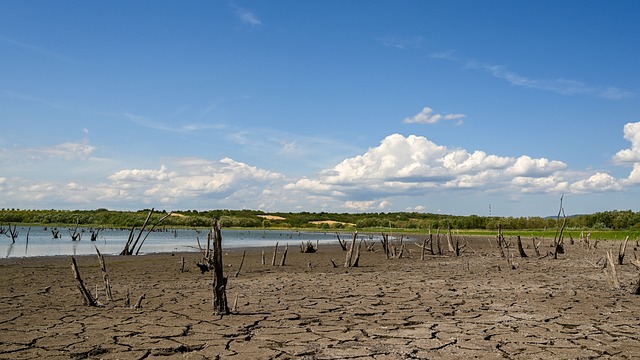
[1,1,639,217]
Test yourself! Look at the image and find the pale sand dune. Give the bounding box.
[1,237,639,359]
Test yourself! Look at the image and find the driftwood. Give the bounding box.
[133,294,146,309]
[532,237,541,256]
[71,257,98,306]
[271,242,279,266]
[381,233,390,259]
[90,228,101,241]
[124,288,131,308]
[344,232,358,267]
[280,244,289,266]
[69,219,81,241]
[618,236,629,265]
[51,227,60,239]
[7,224,19,243]
[211,219,230,316]
[95,247,113,301]
[516,235,528,258]
[605,250,621,290]
[631,259,640,295]
[120,208,172,255]
[552,195,567,259]
[446,223,455,253]
[336,233,348,251]
[234,251,246,277]
[352,240,363,267]
[300,240,317,253]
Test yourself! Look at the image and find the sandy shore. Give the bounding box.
[1,236,639,359]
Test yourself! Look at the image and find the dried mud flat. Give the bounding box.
[1,236,639,359]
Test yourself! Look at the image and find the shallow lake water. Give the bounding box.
[1,226,345,258]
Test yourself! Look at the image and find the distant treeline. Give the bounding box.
[1,208,640,231]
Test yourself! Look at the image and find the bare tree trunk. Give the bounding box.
[211,219,230,316]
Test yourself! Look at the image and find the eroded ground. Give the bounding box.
[1,236,639,359]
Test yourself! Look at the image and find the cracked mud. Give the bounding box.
[1,237,639,359]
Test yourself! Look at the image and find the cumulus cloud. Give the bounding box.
[612,122,640,165]
[284,133,574,206]
[102,157,284,205]
[403,107,466,125]
[570,173,622,193]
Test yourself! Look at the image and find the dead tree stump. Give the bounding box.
[71,257,98,306]
[516,235,528,258]
[211,219,230,316]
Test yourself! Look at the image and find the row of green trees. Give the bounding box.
[1,208,640,231]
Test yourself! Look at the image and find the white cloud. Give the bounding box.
[570,173,622,193]
[612,121,640,164]
[109,165,174,182]
[284,133,575,203]
[403,107,466,125]
[102,157,284,205]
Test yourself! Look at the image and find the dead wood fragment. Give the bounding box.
[234,251,246,277]
[516,236,528,258]
[124,288,131,308]
[300,240,317,253]
[336,233,348,251]
[95,247,113,301]
[271,242,279,266]
[618,236,629,265]
[279,244,289,266]
[446,223,455,253]
[605,250,621,290]
[344,232,358,267]
[552,195,567,259]
[211,218,230,316]
[71,257,98,306]
[133,294,146,309]
[532,237,541,257]
[352,240,363,267]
